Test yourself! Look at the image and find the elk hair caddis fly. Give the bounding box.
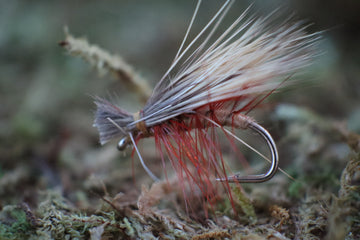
[93,0,320,212]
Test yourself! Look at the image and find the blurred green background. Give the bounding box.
[1,0,359,212]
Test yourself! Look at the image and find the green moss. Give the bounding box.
[288,180,304,199]
[119,217,135,238]
[0,205,33,240]
[231,185,257,223]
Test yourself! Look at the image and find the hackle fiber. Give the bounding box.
[94,1,319,144]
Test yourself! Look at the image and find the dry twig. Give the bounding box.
[60,27,152,102]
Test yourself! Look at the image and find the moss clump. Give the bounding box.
[0,205,34,240]
[35,191,128,239]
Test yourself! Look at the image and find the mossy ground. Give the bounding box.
[1,1,359,239]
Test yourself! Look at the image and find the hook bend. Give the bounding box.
[217,121,279,183]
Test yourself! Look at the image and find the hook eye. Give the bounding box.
[117,137,129,151]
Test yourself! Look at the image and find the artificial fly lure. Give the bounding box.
[94,0,319,210]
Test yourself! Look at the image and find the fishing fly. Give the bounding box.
[94,0,319,205]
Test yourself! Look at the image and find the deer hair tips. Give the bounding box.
[93,0,319,185]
